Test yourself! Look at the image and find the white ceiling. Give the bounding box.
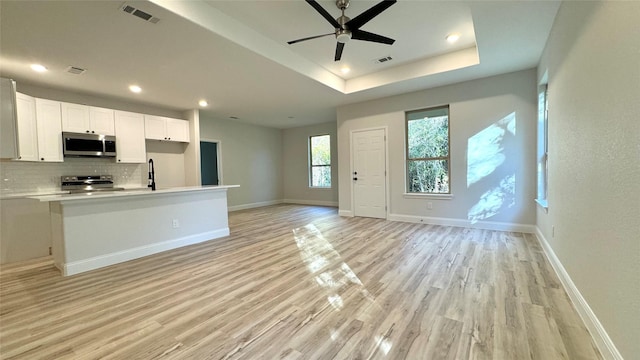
[0,0,560,128]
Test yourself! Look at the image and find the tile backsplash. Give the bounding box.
[0,158,145,194]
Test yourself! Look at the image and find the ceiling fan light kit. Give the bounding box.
[288,0,397,61]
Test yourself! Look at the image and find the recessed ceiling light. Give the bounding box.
[30,64,48,73]
[446,34,460,43]
[341,67,351,74]
[198,100,208,107]
[129,85,142,93]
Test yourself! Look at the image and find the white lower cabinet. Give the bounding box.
[114,110,146,163]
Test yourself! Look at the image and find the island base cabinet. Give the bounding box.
[49,189,230,276]
[0,199,52,264]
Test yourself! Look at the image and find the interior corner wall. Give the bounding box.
[337,69,537,229]
[199,116,283,208]
[536,2,640,358]
[182,109,201,186]
[282,122,338,206]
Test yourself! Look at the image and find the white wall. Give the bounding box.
[537,2,640,358]
[199,117,283,208]
[337,69,537,230]
[146,141,187,189]
[16,82,184,119]
[282,122,338,206]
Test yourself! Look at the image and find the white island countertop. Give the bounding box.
[31,185,239,202]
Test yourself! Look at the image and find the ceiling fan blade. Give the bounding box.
[351,29,395,45]
[335,42,345,61]
[345,0,396,30]
[288,33,335,45]
[306,0,341,29]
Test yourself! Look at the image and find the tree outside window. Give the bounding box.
[406,106,450,193]
[309,134,331,188]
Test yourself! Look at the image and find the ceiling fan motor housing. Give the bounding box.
[336,0,350,10]
[336,14,352,43]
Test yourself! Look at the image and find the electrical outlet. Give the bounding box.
[427,202,433,210]
[172,219,180,228]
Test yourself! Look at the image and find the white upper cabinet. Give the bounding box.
[114,111,146,163]
[144,115,166,141]
[34,98,63,162]
[61,102,89,133]
[144,115,189,142]
[61,102,115,135]
[165,118,190,142]
[89,107,115,135]
[14,93,38,161]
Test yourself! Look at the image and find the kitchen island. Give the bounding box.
[33,185,239,276]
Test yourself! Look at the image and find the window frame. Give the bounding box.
[536,84,549,210]
[308,134,331,188]
[405,105,451,194]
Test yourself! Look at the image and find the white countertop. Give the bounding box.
[0,190,69,200]
[30,185,240,202]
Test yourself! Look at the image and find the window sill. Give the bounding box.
[535,198,549,213]
[403,193,454,200]
[309,187,332,190]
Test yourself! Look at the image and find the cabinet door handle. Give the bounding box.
[91,131,95,134]
[353,177,358,181]
[41,158,44,161]
[86,130,90,133]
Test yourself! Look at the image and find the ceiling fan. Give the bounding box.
[288,0,397,61]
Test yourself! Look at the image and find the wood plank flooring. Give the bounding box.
[0,204,602,359]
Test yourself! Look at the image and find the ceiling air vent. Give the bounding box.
[66,66,86,75]
[120,3,160,24]
[375,56,393,64]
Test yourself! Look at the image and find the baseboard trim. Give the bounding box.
[535,228,623,360]
[338,209,354,217]
[283,199,338,207]
[63,229,229,276]
[228,200,283,212]
[388,213,535,233]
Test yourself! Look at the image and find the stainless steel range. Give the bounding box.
[61,175,125,193]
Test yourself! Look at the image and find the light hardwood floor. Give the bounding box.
[0,205,602,359]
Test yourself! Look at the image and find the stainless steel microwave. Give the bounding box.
[62,132,116,157]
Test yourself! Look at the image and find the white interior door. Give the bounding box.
[352,128,387,218]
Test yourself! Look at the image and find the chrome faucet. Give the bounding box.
[148,158,156,191]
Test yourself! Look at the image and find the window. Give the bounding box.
[309,134,331,188]
[537,84,549,207]
[406,106,450,193]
